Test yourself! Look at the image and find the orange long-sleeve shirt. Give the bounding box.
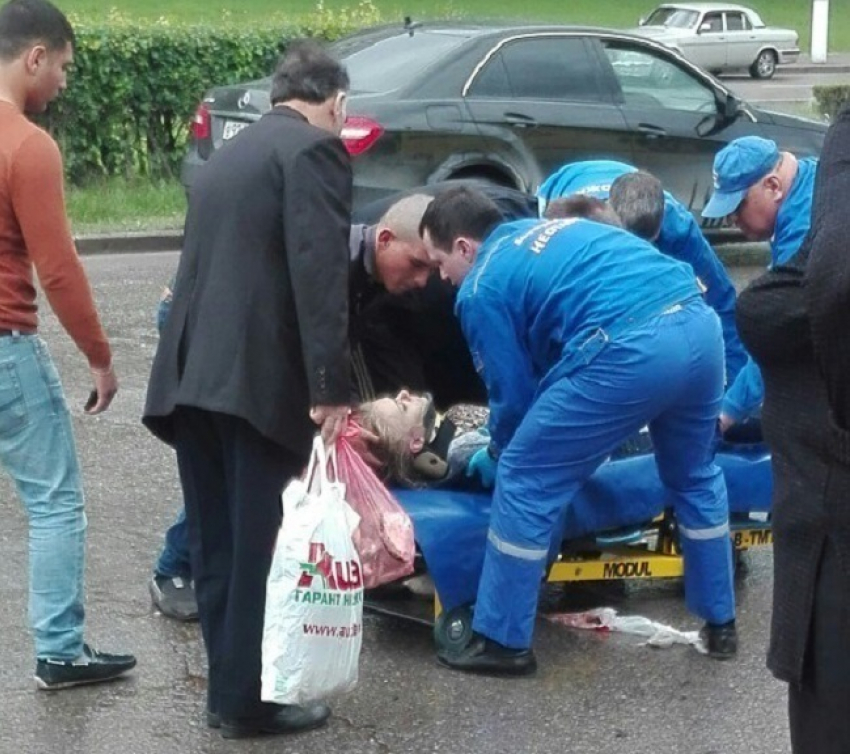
[0,101,110,368]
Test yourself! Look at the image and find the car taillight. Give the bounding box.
[341,116,384,156]
[191,103,211,141]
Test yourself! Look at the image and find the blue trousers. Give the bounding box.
[0,335,87,660]
[473,301,735,649]
[154,507,191,579]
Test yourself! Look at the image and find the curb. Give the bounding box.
[75,230,183,255]
[75,230,770,267]
[787,63,850,74]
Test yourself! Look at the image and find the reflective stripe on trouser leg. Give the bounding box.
[677,469,735,625]
[473,528,550,650]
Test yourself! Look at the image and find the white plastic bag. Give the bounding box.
[261,437,364,705]
[547,607,702,650]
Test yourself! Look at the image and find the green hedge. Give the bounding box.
[45,4,382,185]
[813,84,850,122]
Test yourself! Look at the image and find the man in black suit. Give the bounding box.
[143,41,352,739]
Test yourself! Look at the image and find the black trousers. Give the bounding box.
[789,540,850,753]
[173,407,304,720]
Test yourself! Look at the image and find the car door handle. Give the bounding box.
[638,124,667,139]
[504,112,537,128]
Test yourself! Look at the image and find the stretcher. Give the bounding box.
[366,438,773,649]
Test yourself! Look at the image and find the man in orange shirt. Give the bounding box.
[0,0,135,689]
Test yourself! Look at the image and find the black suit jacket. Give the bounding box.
[143,107,352,458]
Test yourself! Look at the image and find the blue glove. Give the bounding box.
[466,447,497,489]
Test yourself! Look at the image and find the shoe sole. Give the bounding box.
[34,667,135,691]
[435,654,538,677]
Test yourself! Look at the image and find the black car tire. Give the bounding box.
[750,50,777,80]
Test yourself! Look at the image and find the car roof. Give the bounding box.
[335,20,673,41]
[652,2,755,12]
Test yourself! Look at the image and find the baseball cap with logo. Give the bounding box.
[701,136,780,219]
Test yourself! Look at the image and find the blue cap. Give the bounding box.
[702,136,780,219]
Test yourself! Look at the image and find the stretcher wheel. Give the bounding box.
[434,605,474,653]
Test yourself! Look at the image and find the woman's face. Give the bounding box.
[366,390,434,453]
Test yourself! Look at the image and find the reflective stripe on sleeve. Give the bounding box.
[487,529,548,562]
[678,521,730,541]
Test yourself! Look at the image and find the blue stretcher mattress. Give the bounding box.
[392,443,772,612]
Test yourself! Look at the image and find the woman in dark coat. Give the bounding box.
[735,104,850,753]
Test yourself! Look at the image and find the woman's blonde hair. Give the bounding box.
[351,404,422,487]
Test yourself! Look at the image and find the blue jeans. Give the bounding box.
[473,300,735,649]
[155,508,192,579]
[0,334,86,660]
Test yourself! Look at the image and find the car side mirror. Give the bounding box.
[696,94,740,137]
[638,16,646,26]
[720,94,740,121]
[698,22,713,33]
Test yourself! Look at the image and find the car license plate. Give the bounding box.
[222,120,249,140]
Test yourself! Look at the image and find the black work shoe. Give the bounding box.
[149,574,198,621]
[220,702,331,739]
[700,620,738,660]
[35,644,136,690]
[437,634,537,677]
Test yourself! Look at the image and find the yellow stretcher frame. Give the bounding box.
[430,524,773,618]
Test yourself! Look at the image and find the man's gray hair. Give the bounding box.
[270,39,349,105]
[378,194,434,242]
[609,171,665,241]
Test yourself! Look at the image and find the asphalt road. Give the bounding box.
[0,251,789,754]
[724,68,847,106]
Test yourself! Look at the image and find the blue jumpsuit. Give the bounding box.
[538,160,747,385]
[458,218,735,649]
[721,158,818,422]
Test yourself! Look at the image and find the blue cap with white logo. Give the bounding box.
[702,136,780,219]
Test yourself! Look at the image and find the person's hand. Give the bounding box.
[466,447,497,489]
[86,364,118,415]
[344,425,382,468]
[310,404,351,446]
[718,413,735,434]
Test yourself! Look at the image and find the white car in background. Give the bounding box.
[631,3,800,79]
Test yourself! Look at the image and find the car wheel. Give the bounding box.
[750,50,777,79]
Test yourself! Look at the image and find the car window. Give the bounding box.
[334,31,470,94]
[468,37,604,102]
[603,43,717,113]
[725,13,749,31]
[644,8,699,29]
[701,13,724,33]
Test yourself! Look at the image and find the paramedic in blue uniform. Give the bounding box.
[701,137,817,433]
[419,185,737,676]
[537,160,747,385]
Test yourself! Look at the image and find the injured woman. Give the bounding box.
[352,390,495,490]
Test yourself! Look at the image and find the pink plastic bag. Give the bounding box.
[335,428,415,589]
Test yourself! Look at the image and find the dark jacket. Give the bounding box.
[349,182,536,409]
[143,107,352,459]
[736,262,834,684]
[736,104,850,685]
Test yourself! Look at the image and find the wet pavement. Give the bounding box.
[0,251,789,754]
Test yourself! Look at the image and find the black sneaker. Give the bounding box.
[700,620,738,660]
[149,574,198,621]
[35,644,136,690]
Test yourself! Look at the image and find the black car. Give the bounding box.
[180,21,826,224]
